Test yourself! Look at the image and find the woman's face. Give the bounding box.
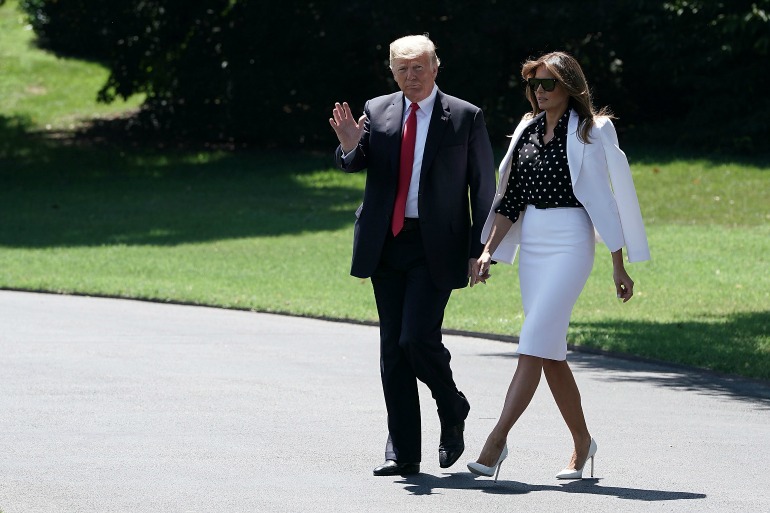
[532,65,569,114]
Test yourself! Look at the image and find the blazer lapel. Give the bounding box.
[566,109,584,186]
[419,90,450,183]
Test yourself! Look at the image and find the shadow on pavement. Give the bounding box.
[398,473,706,501]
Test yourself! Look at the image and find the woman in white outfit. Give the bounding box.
[466,52,650,481]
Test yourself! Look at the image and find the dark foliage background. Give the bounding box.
[18,0,770,153]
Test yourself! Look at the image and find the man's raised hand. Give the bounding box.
[329,102,367,153]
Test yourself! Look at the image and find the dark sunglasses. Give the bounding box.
[527,78,558,92]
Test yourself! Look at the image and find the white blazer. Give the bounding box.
[481,109,650,263]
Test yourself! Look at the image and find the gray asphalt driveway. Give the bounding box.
[1,290,768,512]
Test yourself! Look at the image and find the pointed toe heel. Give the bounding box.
[467,444,508,482]
[556,438,597,480]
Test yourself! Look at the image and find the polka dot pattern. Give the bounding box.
[496,110,582,223]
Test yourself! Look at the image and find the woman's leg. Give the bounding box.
[542,359,592,469]
[474,354,544,466]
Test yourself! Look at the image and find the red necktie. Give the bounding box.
[391,102,419,236]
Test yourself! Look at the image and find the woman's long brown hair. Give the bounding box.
[521,51,613,143]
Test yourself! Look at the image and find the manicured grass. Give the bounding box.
[0,0,143,128]
[1,0,768,380]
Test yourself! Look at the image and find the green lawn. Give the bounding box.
[0,0,143,127]
[1,0,769,380]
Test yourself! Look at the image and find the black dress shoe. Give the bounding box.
[438,421,465,468]
[373,460,420,476]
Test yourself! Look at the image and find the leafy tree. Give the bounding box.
[16,0,770,153]
[20,0,118,60]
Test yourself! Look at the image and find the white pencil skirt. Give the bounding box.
[517,205,595,361]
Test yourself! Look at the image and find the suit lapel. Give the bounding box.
[566,109,584,186]
[419,90,450,184]
[386,93,405,181]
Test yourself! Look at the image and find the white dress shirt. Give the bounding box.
[402,84,438,218]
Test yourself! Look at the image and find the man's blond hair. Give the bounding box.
[389,35,440,69]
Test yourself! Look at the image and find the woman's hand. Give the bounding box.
[470,251,492,287]
[613,267,634,302]
[469,216,511,287]
[611,249,634,302]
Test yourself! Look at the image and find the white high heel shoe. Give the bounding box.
[556,438,597,479]
[467,444,508,482]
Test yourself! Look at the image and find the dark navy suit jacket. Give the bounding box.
[335,89,495,290]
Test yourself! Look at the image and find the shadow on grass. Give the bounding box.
[398,473,706,500]
[480,310,770,404]
[569,310,770,384]
[0,114,362,247]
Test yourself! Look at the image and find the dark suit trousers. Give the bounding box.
[371,225,470,463]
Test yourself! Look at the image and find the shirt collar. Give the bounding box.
[536,108,571,135]
[404,84,439,116]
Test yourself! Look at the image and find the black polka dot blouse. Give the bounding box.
[496,109,582,224]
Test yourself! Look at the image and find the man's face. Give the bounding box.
[391,52,437,103]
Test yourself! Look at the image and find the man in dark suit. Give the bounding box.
[328,35,495,476]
